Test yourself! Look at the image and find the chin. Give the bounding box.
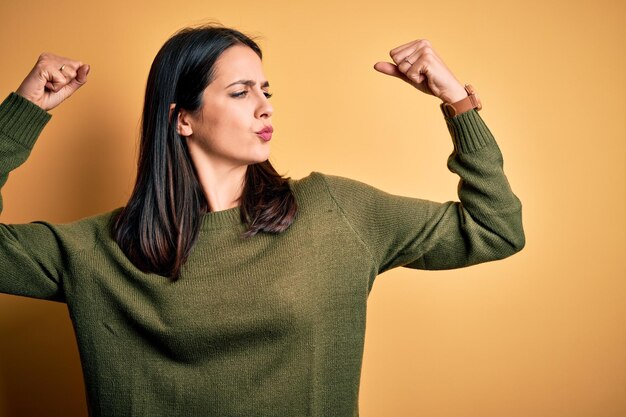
[251,151,271,164]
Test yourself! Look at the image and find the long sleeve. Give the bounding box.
[319,109,525,274]
[0,92,66,301]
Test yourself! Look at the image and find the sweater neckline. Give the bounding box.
[200,206,244,230]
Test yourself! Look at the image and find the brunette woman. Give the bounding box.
[0,25,524,416]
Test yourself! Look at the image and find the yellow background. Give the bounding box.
[1,0,624,416]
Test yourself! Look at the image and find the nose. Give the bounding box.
[255,90,273,119]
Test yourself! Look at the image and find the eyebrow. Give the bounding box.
[225,80,270,89]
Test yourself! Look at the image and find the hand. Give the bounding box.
[374,39,467,104]
[16,53,90,111]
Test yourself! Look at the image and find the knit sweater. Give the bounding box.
[0,92,524,417]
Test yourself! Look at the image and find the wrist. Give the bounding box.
[440,84,467,104]
[15,88,42,110]
[440,84,482,118]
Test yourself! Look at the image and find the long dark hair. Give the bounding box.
[111,25,297,280]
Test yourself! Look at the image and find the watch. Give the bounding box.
[440,84,482,118]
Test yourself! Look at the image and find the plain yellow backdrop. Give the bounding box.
[1,0,624,416]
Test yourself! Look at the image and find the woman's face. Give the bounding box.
[183,44,274,170]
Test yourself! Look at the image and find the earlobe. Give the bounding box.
[170,104,193,137]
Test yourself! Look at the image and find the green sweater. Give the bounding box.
[0,92,524,416]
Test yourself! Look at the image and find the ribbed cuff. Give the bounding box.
[445,109,495,154]
[0,92,51,150]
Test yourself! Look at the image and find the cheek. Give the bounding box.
[208,104,249,137]
[198,113,249,154]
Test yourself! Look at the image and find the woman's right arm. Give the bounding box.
[0,53,89,300]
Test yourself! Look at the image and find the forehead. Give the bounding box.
[212,44,265,84]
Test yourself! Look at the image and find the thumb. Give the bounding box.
[65,64,90,94]
[373,61,404,79]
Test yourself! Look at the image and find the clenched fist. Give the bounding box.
[374,39,467,104]
[16,53,90,111]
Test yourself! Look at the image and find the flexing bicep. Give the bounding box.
[1,222,65,301]
[401,199,523,271]
[0,93,60,299]
[319,110,524,275]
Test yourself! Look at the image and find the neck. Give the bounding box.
[186,144,247,213]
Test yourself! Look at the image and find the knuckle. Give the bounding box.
[421,50,436,64]
[38,53,52,65]
[37,53,58,70]
[408,72,420,82]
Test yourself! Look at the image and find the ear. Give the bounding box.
[169,103,194,137]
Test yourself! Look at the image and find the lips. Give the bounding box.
[256,126,273,141]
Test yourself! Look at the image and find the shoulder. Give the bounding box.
[34,207,122,254]
[288,172,387,215]
[289,171,374,197]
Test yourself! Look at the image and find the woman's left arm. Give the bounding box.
[321,39,524,273]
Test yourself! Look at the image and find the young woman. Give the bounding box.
[0,25,524,416]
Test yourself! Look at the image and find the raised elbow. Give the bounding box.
[509,227,526,254]
[499,211,526,258]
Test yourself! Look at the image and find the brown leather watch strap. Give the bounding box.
[440,84,482,118]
